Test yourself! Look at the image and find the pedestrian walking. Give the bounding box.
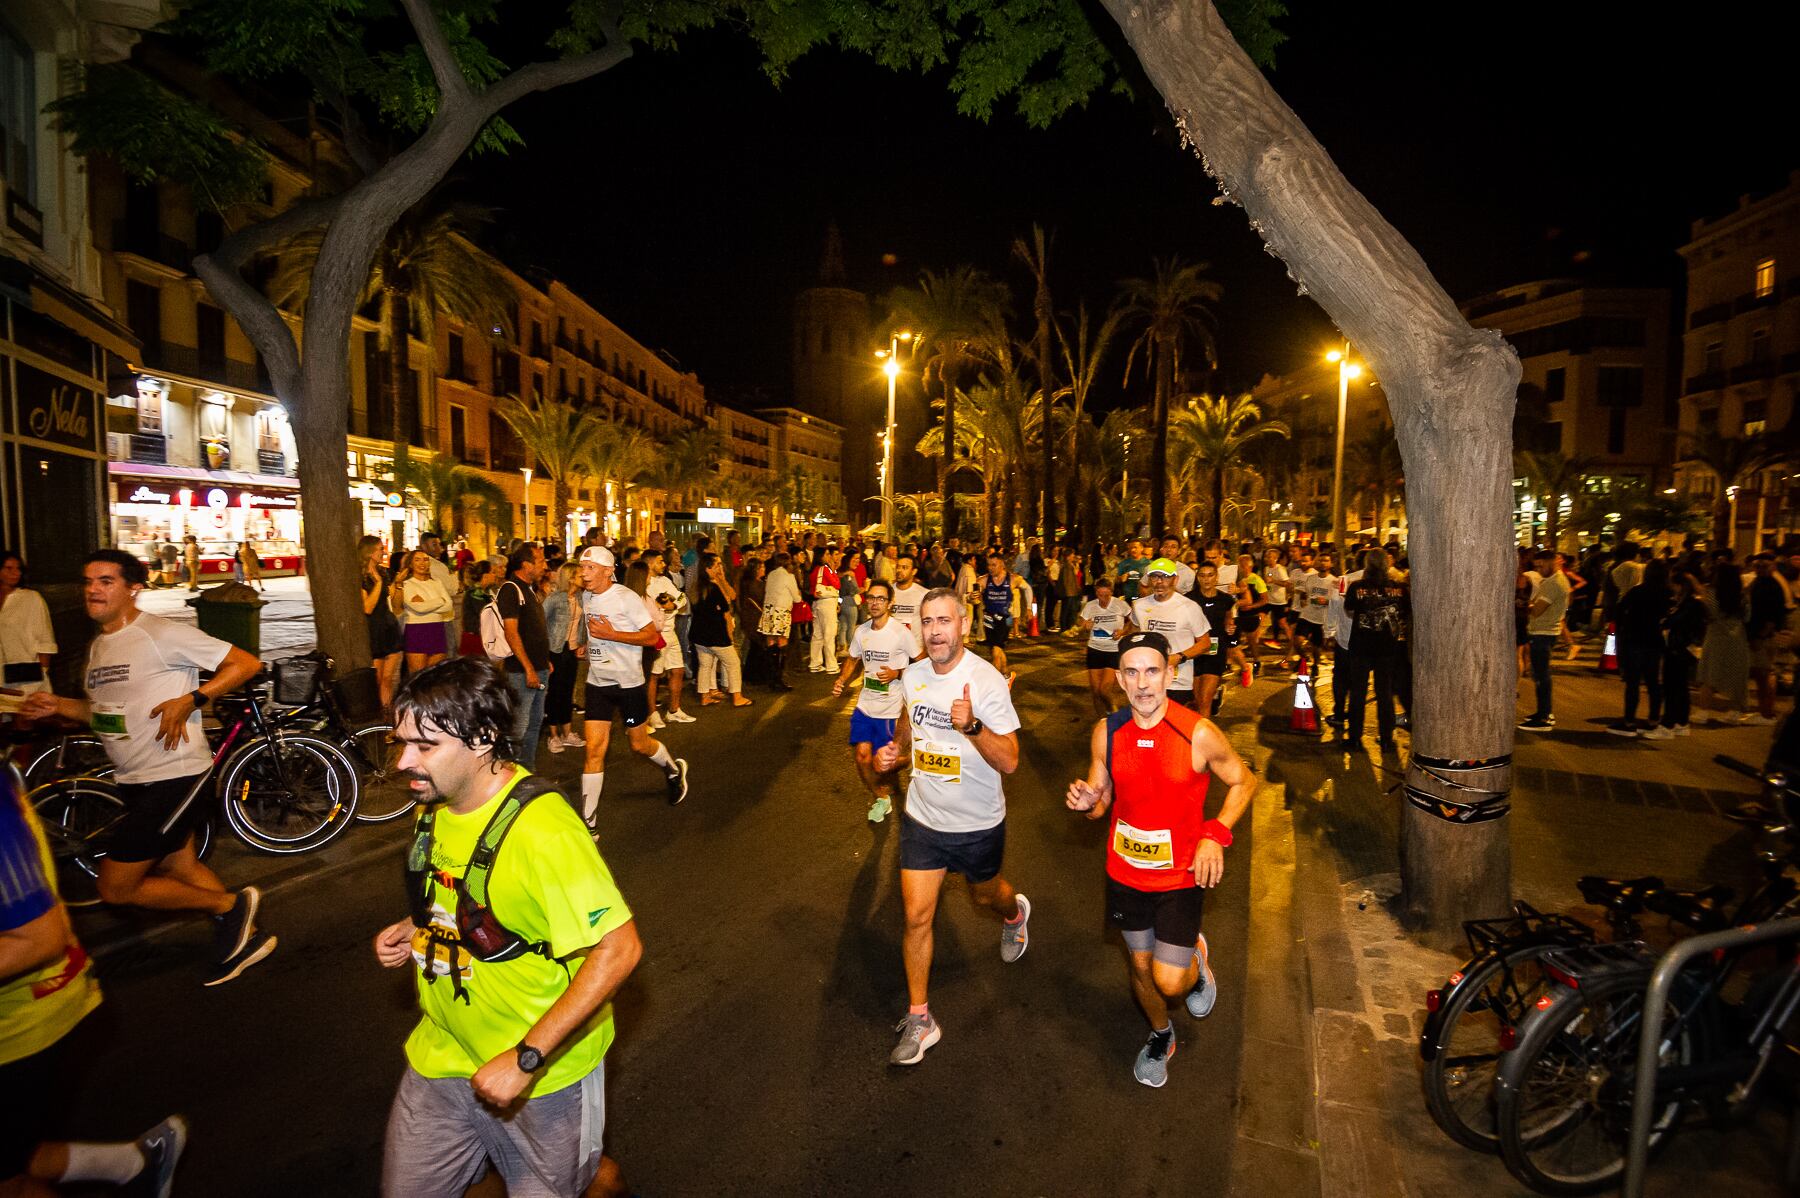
[0,550,56,711]
[394,550,454,672]
[809,551,841,673]
[182,535,201,591]
[495,543,552,768]
[690,553,751,709]
[542,562,583,752]
[1746,552,1789,724]
[1518,547,1571,732]
[1341,549,1410,749]
[758,552,801,692]
[235,541,264,592]
[1647,572,1706,739]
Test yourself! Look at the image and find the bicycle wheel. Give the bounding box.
[1495,973,1695,1195]
[1424,941,1569,1152]
[24,734,111,790]
[30,776,126,906]
[344,722,416,823]
[220,733,360,853]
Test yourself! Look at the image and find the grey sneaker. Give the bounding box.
[1134,1027,1177,1087]
[1000,894,1031,963]
[889,1012,941,1065]
[134,1115,189,1198]
[203,931,276,987]
[1186,933,1217,1018]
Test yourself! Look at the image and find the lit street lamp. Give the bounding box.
[521,466,533,542]
[876,332,914,539]
[1326,344,1362,552]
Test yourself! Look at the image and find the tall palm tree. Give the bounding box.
[495,397,603,547]
[1676,428,1794,548]
[582,424,656,535]
[1350,422,1405,537]
[275,192,513,476]
[388,454,509,542]
[644,426,723,512]
[1085,408,1148,544]
[1054,303,1127,547]
[1168,394,1290,540]
[1119,257,1222,537]
[917,388,998,541]
[1514,448,1594,552]
[885,266,1011,541]
[1011,225,1057,540]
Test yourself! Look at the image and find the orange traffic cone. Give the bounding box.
[1240,661,1254,688]
[1290,660,1320,733]
[1028,602,1040,637]
[1599,623,1619,673]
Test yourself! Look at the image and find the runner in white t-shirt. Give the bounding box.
[889,552,930,645]
[832,580,922,823]
[1131,560,1213,710]
[1079,577,1135,717]
[874,588,1030,1067]
[24,550,272,985]
[1294,552,1336,674]
[573,546,688,822]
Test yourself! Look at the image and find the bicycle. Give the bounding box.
[260,653,412,824]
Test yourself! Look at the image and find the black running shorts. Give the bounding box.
[108,773,211,864]
[1106,877,1205,947]
[899,816,1006,883]
[585,683,650,729]
[1085,648,1120,671]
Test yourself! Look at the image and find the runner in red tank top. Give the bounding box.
[1067,631,1256,1088]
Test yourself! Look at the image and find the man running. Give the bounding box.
[1066,631,1256,1087]
[888,553,930,647]
[974,553,1017,674]
[1191,563,1238,718]
[832,581,922,823]
[23,550,272,986]
[875,589,1030,1066]
[1130,559,1211,710]
[373,659,641,1198]
[1293,551,1335,676]
[573,546,688,820]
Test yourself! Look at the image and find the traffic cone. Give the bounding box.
[1599,623,1618,673]
[1290,660,1320,733]
[1240,662,1253,688]
[1028,602,1040,637]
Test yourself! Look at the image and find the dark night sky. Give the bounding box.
[470,2,1800,401]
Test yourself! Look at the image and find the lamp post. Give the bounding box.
[521,466,533,542]
[877,332,913,540]
[1326,345,1362,552]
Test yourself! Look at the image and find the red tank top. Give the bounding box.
[1104,703,1211,891]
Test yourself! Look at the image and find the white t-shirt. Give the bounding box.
[646,574,686,625]
[848,618,920,718]
[890,582,930,640]
[1297,570,1334,625]
[84,611,232,784]
[1330,570,1363,648]
[0,588,57,697]
[1131,593,1213,690]
[901,650,1021,834]
[1081,597,1132,652]
[1175,563,1196,595]
[581,584,657,688]
[1264,564,1290,606]
[1215,562,1239,588]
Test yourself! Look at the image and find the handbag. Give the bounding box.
[791,601,814,624]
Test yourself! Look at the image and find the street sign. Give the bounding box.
[697,506,735,524]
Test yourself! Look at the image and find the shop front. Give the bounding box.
[109,467,305,579]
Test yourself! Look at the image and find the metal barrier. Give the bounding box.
[1623,915,1800,1198]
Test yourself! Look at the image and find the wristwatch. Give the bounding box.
[190,689,210,710]
[515,1043,545,1073]
[959,717,985,737]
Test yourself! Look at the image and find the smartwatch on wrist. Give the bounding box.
[515,1043,545,1073]
[960,717,985,737]
[190,689,209,710]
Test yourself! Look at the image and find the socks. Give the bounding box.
[909,1003,930,1019]
[580,772,603,822]
[60,1142,146,1185]
[648,743,674,772]
[1151,1022,1173,1039]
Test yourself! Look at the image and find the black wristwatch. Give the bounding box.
[515,1043,545,1073]
[190,689,209,710]
[960,717,985,737]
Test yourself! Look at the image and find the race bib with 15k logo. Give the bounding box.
[912,740,962,784]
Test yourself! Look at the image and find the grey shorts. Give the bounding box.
[381,1062,606,1198]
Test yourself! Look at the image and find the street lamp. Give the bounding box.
[521,466,533,541]
[877,332,913,539]
[1326,344,1362,552]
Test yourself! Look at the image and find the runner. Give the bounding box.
[22,550,273,986]
[1066,631,1256,1087]
[573,546,689,820]
[1,769,189,1198]
[1130,559,1212,710]
[1078,576,1135,717]
[373,658,641,1198]
[1233,553,1270,678]
[1292,551,1335,676]
[831,581,922,823]
[974,553,1017,674]
[1190,563,1238,718]
[874,589,1030,1066]
[888,553,930,647]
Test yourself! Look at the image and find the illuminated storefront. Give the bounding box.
[109,468,304,577]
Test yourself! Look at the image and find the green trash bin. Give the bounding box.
[186,581,265,654]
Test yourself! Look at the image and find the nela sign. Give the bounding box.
[16,365,97,451]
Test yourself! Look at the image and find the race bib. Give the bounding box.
[91,702,128,739]
[410,911,473,979]
[862,674,890,694]
[1113,819,1174,869]
[913,740,962,784]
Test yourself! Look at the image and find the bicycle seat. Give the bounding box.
[1576,875,1665,912]
[1647,885,1736,933]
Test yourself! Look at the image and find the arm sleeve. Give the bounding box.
[157,618,234,672]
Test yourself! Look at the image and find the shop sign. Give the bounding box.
[115,480,300,510]
[16,365,98,451]
[697,506,736,524]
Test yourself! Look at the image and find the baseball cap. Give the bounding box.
[1116,630,1171,660]
[1144,557,1180,577]
[578,545,616,568]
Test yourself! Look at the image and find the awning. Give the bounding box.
[107,461,299,489]
[0,254,140,363]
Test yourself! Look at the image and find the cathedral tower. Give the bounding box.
[792,224,880,527]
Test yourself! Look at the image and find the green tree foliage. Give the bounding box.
[1168,393,1287,541]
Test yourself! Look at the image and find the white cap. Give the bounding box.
[578,546,616,568]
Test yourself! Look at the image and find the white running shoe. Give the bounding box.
[665,709,697,724]
[1640,725,1675,740]
[649,711,666,731]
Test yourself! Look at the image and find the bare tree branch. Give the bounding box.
[318,85,381,178]
[481,42,632,115]
[398,0,472,104]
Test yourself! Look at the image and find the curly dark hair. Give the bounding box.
[393,657,519,761]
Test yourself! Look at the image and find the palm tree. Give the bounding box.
[494,397,603,547]
[916,389,997,541]
[1084,408,1147,543]
[1349,422,1405,537]
[885,266,1011,541]
[645,426,722,512]
[1676,428,1794,548]
[1011,225,1057,540]
[1054,303,1127,546]
[582,424,656,535]
[1513,449,1594,552]
[1168,394,1290,541]
[275,192,513,476]
[388,454,509,542]
[1119,257,1222,537]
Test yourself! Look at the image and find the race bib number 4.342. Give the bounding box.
[912,741,962,785]
[1112,819,1174,869]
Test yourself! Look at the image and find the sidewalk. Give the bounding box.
[1223,651,1794,1197]
[136,575,317,659]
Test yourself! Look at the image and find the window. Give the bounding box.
[448,332,464,380]
[449,404,467,461]
[197,303,226,367]
[0,22,36,204]
[1704,342,1724,373]
[1750,327,1772,363]
[1596,366,1643,409]
[1743,398,1768,436]
[1544,367,1566,404]
[1754,258,1776,299]
[1697,406,1720,434]
[256,410,282,451]
[126,281,161,347]
[532,372,544,400]
[1607,408,1628,455]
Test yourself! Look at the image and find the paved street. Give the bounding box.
[46,613,1795,1196]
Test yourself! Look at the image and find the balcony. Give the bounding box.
[1729,360,1777,385]
[1734,291,1778,316]
[126,434,167,465]
[257,448,287,475]
[1684,369,1726,395]
[1688,301,1732,330]
[112,222,192,273]
[142,341,267,391]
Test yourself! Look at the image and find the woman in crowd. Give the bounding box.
[541,561,583,752]
[356,536,402,710]
[1610,559,1669,737]
[1649,571,1708,738]
[457,558,497,657]
[1695,563,1751,723]
[759,552,801,692]
[808,547,841,673]
[0,550,56,724]
[691,552,752,708]
[392,549,453,672]
[836,548,862,655]
[737,557,767,683]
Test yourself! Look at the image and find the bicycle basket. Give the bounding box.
[327,666,383,724]
[272,652,329,706]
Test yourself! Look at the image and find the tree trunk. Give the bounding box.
[551,478,569,549]
[1212,465,1226,543]
[940,368,959,542]
[1150,343,1171,537]
[1101,0,1521,945]
[1063,443,1081,548]
[1543,495,1560,553]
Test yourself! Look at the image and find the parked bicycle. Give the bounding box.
[259,652,412,824]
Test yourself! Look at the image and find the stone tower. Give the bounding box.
[792,223,879,528]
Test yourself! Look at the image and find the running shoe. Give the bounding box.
[889,1012,941,1065]
[868,796,892,823]
[1740,714,1777,726]
[1605,722,1639,737]
[204,931,276,987]
[665,709,697,724]
[1672,724,1691,737]
[665,758,689,805]
[1186,933,1217,1018]
[134,1115,189,1198]
[1133,1027,1176,1088]
[1000,894,1031,963]
[649,711,667,731]
[1640,725,1674,741]
[212,886,261,963]
[1516,715,1553,732]
[546,735,564,754]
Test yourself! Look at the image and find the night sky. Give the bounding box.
[471,2,1799,403]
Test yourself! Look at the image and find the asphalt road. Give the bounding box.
[56,632,1252,1197]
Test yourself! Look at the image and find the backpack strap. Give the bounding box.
[463,774,563,908]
